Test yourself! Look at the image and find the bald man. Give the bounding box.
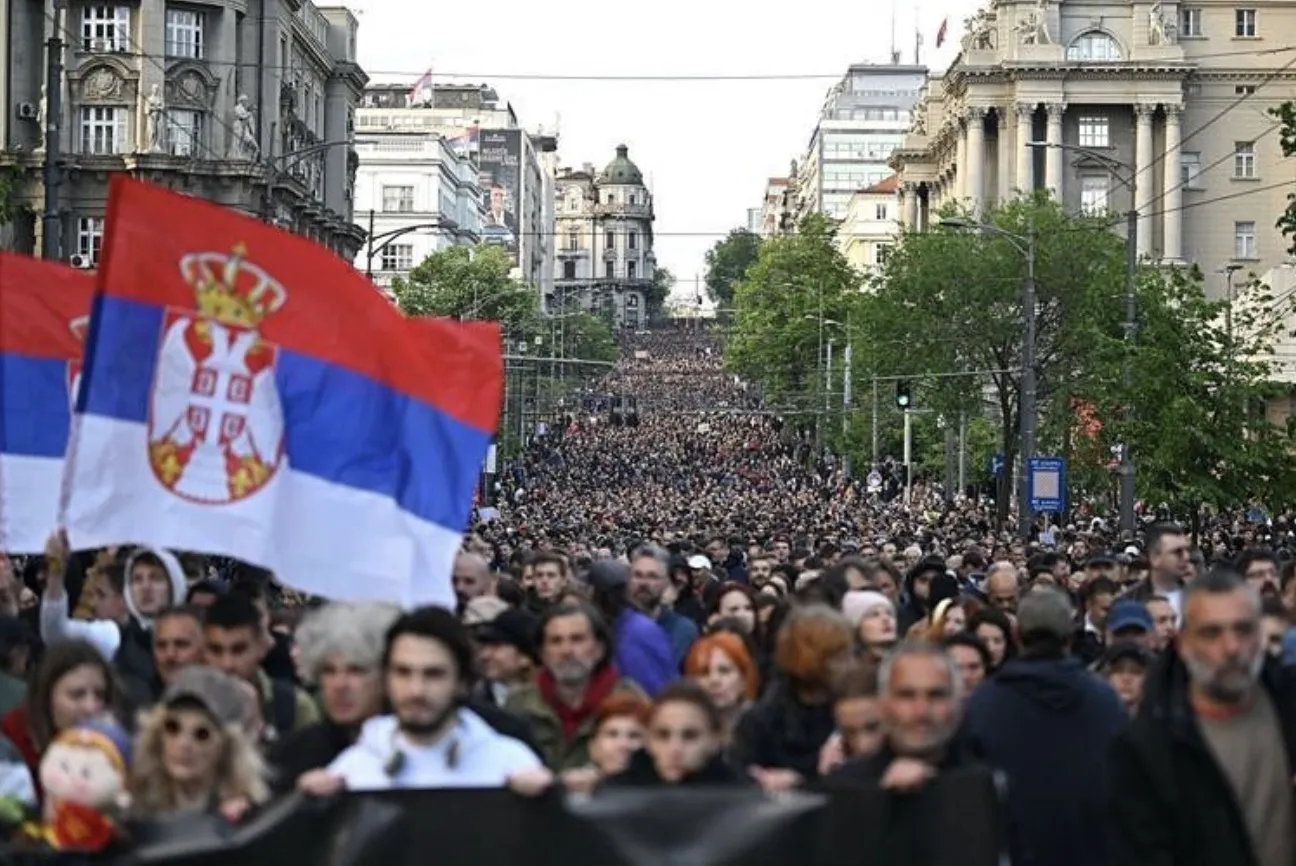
[983,563,1020,614]
[453,551,495,610]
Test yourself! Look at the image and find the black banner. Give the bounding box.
[4,769,1003,866]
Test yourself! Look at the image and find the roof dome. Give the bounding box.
[599,144,643,186]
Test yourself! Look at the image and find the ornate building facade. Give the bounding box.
[0,0,367,263]
[890,0,1296,282]
[553,145,656,329]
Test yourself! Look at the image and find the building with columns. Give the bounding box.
[890,0,1296,280]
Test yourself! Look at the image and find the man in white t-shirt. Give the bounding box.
[299,606,540,791]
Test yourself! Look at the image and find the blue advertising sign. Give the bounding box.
[990,454,1005,478]
[1027,457,1067,515]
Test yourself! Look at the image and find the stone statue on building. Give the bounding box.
[231,94,259,159]
[962,11,995,51]
[145,84,165,153]
[1148,2,1174,44]
[36,85,47,130]
[1016,0,1052,45]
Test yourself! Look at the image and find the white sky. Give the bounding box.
[348,0,984,290]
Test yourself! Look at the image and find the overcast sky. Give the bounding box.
[347,0,984,292]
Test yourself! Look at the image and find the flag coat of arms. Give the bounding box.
[0,254,94,553]
[63,177,502,606]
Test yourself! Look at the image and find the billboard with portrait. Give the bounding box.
[477,129,522,264]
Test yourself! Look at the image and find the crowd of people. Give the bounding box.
[0,322,1291,866]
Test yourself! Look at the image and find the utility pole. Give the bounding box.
[903,408,913,504]
[842,340,853,478]
[42,3,65,261]
[364,209,376,278]
[957,410,967,493]
[871,376,879,467]
[1018,228,1038,539]
[1117,208,1138,536]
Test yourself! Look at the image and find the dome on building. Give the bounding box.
[599,144,644,186]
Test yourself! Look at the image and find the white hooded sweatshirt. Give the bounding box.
[40,546,188,662]
[327,709,541,791]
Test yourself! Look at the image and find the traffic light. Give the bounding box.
[895,380,912,409]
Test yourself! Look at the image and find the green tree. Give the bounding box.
[1275,101,1296,253]
[864,195,1127,516]
[1084,266,1296,513]
[557,312,617,364]
[726,214,861,410]
[704,229,762,308]
[647,267,675,322]
[392,245,539,338]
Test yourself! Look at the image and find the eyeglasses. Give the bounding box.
[162,716,215,743]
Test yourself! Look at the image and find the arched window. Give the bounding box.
[1067,31,1122,62]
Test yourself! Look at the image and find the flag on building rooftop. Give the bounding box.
[61,177,502,606]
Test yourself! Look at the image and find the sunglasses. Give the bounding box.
[163,716,215,743]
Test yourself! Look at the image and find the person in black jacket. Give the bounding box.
[961,587,1128,866]
[602,682,748,788]
[1109,568,1296,866]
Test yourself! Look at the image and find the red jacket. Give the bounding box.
[1,705,42,800]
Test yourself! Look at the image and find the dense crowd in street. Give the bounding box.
[0,321,1294,866]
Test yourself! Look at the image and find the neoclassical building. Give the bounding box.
[890,0,1296,283]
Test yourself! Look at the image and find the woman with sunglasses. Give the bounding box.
[127,666,267,822]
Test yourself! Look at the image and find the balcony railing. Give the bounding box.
[594,202,652,218]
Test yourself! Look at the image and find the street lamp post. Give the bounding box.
[1027,141,1139,537]
[940,217,1037,539]
[364,214,450,279]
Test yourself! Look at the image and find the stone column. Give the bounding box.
[904,183,919,228]
[997,109,1012,203]
[955,119,968,203]
[1044,102,1065,198]
[1134,103,1156,258]
[1015,103,1035,195]
[965,107,987,215]
[1161,105,1183,262]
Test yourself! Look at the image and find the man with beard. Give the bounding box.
[298,606,541,791]
[1111,569,1296,866]
[506,602,645,769]
[629,545,698,665]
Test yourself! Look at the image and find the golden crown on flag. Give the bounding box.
[180,245,286,328]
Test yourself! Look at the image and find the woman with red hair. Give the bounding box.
[684,632,758,745]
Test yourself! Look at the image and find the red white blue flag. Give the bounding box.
[0,254,94,552]
[62,177,502,606]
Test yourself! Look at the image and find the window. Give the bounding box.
[562,261,576,280]
[1234,221,1256,258]
[606,192,614,204]
[164,7,204,58]
[605,230,614,248]
[166,108,202,156]
[628,193,637,205]
[1236,9,1256,37]
[1236,85,1257,95]
[381,185,414,212]
[1080,175,1111,215]
[81,5,129,52]
[77,217,104,266]
[875,203,888,220]
[79,106,124,154]
[1234,142,1256,178]
[628,231,637,250]
[1181,152,1203,188]
[1179,7,1203,36]
[565,231,578,252]
[876,244,892,266]
[380,244,413,271]
[604,261,613,279]
[1077,116,1109,148]
[1066,32,1122,62]
[627,261,637,279]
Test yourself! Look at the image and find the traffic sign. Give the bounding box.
[990,453,1005,477]
[866,470,883,492]
[1027,456,1067,515]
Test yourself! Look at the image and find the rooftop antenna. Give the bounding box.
[914,4,922,66]
[890,2,900,64]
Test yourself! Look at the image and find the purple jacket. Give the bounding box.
[614,609,678,697]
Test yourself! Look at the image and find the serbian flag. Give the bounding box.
[61,177,502,606]
[936,16,949,47]
[0,254,93,553]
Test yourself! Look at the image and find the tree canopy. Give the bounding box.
[704,229,762,308]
